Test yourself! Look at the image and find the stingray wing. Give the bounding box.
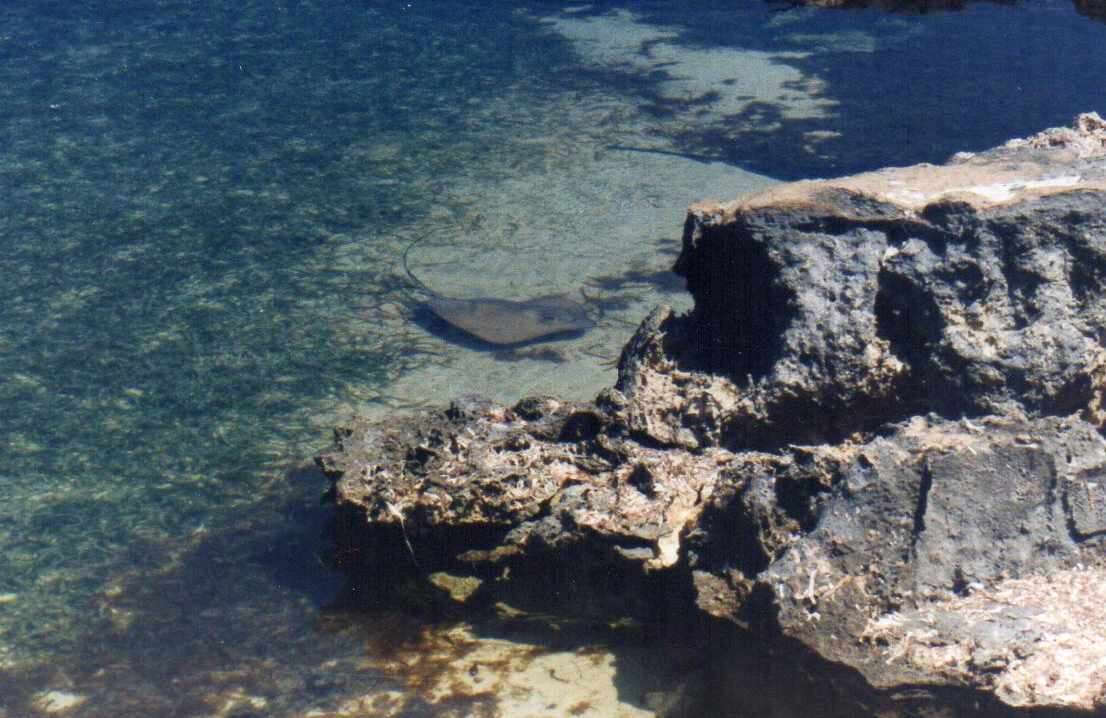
[427,296,592,345]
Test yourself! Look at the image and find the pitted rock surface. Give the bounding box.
[614,114,1106,451]
[321,114,1106,716]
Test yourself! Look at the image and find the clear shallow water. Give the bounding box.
[0,0,1104,715]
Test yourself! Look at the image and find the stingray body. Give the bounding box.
[402,234,595,346]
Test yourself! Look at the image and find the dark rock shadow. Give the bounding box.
[543,0,1106,181]
[0,463,403,717]
[585,266,687,297]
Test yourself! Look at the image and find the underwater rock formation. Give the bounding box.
[318,114,1106,716]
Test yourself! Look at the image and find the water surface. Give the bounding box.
[1,0,1104,715]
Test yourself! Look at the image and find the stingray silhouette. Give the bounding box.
[401,233,596,347]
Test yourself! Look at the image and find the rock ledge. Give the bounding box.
[319,114,1106,716]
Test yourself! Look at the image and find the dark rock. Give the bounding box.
[793,0,1106,25]
[615,115,1106,451]
[320,114,1106,715]
[557,407,609,442]
[759,415,1106,701]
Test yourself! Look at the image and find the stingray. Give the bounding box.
[402,234,596,346]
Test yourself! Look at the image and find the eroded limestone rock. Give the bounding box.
[614,112,1106,450]
[320,114,1106,716]
[745,415,1106,706]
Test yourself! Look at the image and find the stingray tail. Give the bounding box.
[401,231,437,297]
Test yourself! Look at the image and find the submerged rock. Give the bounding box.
[319,114,1106,716]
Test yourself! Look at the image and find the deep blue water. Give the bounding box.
[1,0,1104,715]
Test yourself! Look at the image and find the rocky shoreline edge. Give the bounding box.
[317,114,1106,717]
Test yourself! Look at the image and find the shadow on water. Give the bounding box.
[409,303,593,354]
[0,461,679,716]
[0,465,357,716]
[585,266,687,298]
[549,0,1106,179]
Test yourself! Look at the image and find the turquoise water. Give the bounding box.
[1,0,1105,715]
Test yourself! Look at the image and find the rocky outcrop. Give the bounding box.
[319,114,1106,716]
[612,112,1106,452]
[1076,0,1106,23]
[747,414,1106,709]
[797,0,1106,23]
